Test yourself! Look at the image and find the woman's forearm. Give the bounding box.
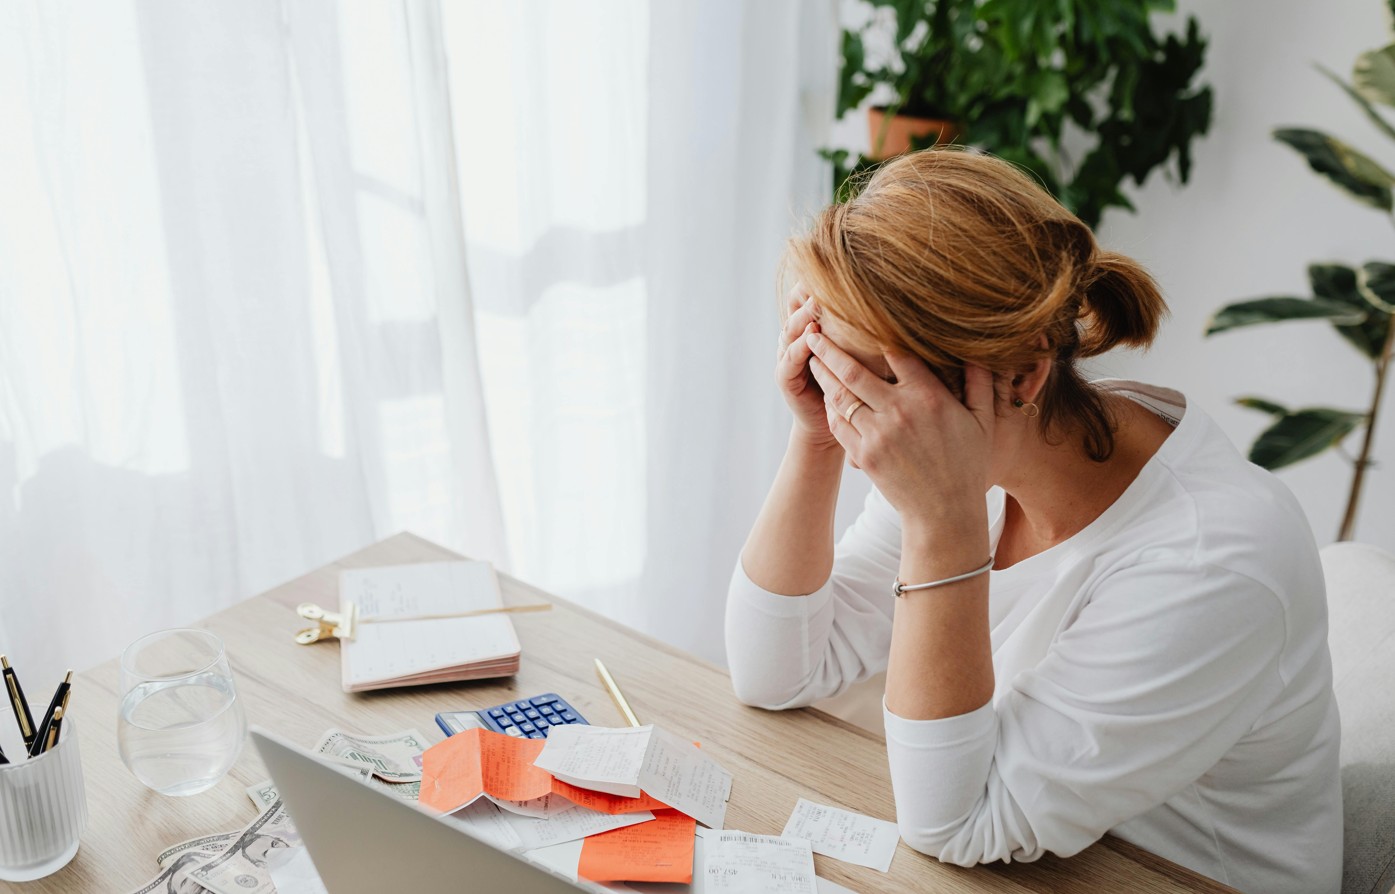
[739,428,846,596]
[884,518,994,720]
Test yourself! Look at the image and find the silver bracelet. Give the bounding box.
[893,556,995,597]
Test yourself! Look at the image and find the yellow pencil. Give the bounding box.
[594,658,641,728]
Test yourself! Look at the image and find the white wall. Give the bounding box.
[1096,0,1395,549]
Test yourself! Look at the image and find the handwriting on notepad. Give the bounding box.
[781,798,900,872]
[578,809,697,884]
[704,830,817,894]
[350,561,505,617]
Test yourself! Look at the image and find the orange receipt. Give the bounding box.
[550,776,666,815]
[578,809,697,884]
[420,728,671,816]
[419,728,554,812]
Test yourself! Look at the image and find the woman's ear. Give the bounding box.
[1014,355,1052,405]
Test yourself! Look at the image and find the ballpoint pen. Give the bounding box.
[1,655,36,753]
[40,705,63,754]
[594,658,641,728]
[29,670,73,759]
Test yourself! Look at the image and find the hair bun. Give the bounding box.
[1077,251,1168,357]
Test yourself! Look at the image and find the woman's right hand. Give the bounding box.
[777,284,840,452]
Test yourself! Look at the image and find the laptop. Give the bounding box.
[251,727,607,893]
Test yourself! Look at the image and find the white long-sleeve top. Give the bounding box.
[726,381,1342,894]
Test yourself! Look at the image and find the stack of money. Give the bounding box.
[125,729,427,894]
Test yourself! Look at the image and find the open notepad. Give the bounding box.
[338,560,521,692]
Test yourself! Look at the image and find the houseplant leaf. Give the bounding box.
[1357,261,1395,313]
[1353,44,1395,107]
[1249,408,1367,470]
[1235,396,1289,416]
[1204,296,1366,335]
[1319,64,1395,143]
[1273,128,1395,210]
[1310,262,1393,359]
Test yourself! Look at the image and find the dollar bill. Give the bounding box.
[129,835,232,894]
[312,728,427,782]
[156,832,239,868]
[245,779,279,810]
[187,799,301,894]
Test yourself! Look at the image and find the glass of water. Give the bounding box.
[117,628,246,796]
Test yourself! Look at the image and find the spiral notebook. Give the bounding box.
[337,560,521,693]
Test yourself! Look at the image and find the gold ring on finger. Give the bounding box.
[844,400,865,423]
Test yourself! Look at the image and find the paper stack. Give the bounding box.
[419,725,734,885]
[337,561,521,692]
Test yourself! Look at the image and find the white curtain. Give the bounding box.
[0,0,505,691]
[0,0,839,699]
[443,1,841,662]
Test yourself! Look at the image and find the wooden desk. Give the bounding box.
[13,533,1237,893]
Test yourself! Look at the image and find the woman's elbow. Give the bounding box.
[896,820,975,866]
[893,805,1041,867]
[728,667,811,711]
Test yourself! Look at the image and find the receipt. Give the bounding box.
[781,798,899,872]
[505,804,655,851]
[535,725,731,829]
[704,831,817,893]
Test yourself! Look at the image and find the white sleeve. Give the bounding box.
[724,486,903,709]
[884,559,1287,865]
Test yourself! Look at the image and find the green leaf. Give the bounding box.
[1358,261,1395,313]
[1235,396,1289,416]
[1249,408,1366,470]
[1310,263,1393,359]
[1353,45,1395,108]
[1273,128,1395,210]
[1319,64,1395,144]
[1204,296,1367,335]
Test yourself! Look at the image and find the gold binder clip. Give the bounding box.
[294,602,357,645]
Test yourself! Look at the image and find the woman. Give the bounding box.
[726,149,1342,894]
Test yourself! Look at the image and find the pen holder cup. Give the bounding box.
[0,721,87,881]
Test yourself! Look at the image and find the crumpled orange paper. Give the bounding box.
[419,728,669,815]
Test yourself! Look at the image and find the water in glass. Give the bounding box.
[117,629,246,797]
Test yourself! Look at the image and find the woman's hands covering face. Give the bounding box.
[775,283,839,451]
[805,331,995,531]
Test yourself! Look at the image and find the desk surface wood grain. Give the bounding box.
[9,533,1238,893]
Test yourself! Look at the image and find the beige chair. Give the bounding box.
[1323,542,1395,894]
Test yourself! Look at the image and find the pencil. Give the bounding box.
[594,658,641,728]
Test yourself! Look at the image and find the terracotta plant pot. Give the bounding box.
[866,108,959,161]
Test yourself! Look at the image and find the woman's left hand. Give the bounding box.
[805,331,995,534]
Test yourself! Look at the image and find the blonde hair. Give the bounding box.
[786,147,1167,461]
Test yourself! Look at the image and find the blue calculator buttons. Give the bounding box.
[471,693,589,739]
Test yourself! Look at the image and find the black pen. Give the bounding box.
[1,655,36,753]
[40,705,63,754]
[29,670,72,759]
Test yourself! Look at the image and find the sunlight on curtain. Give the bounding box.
[441,1,650,613]
[0,1,187,481]
[0,0,504,698]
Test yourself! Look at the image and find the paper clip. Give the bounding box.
[295,602,357,645]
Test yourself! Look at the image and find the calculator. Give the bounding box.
[435,692,589,740]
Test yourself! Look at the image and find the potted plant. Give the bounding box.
[1205,18,1395,542]
[828,0,1214,228]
